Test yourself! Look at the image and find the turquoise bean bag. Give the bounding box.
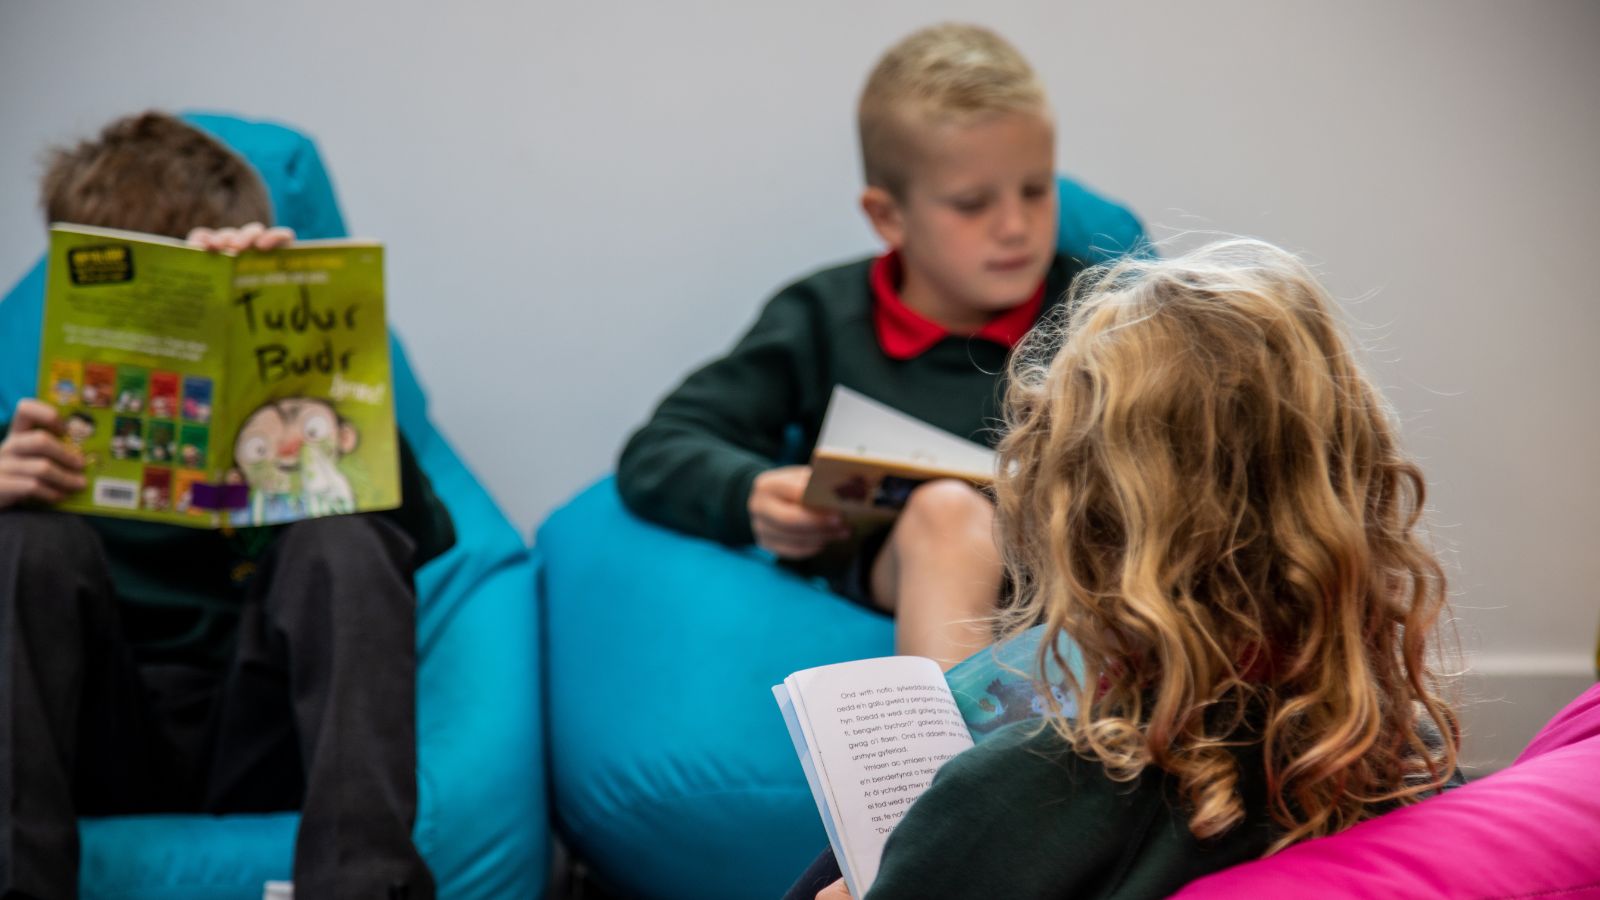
[539,178,1143,899]
[0,113,546,899]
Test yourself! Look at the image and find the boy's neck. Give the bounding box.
[898,268,1006,334]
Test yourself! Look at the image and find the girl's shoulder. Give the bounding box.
[872,720,1277,900]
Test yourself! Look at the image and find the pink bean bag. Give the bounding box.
[1175,684,1600,899]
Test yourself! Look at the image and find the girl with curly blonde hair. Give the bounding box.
[803,239,1460,899]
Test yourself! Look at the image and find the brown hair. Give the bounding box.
[40,111,272,239]
[858,23,1049,197]
[997,239,1459,852]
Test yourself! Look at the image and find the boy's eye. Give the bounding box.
[950,196,990,214]
[1023,183,1051,200]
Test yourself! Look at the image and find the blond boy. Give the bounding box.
[619,24,1072,668]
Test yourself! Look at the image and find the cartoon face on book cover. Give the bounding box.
[217,244,395,526]
[225,395,368,524]
[219,244,396,526]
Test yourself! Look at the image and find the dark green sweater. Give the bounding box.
[0,422,454,668]
[866,721,1277,900]
[617,254,1082,547]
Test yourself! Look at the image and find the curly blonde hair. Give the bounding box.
[996,239,1459,852]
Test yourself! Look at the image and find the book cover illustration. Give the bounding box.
[37,224,397,528]
[801,385,997,521]
[943,624,1080,735]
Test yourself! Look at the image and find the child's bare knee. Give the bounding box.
[900,479,992,536]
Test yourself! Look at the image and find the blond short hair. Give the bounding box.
[858,23,1049,196]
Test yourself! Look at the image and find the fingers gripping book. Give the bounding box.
[773,626,1079,897]
[37,224,398,527]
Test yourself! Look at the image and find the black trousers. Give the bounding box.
[0,510,433,900]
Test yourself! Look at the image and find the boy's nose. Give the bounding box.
[993,196,1029,242]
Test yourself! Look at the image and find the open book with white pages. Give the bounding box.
[773,626,1079,897]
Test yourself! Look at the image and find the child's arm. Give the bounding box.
[617,285,831,547]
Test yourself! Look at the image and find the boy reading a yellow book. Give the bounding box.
[0,112,450,900]
[619,24,1089,668]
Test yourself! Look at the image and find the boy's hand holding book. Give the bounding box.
[184,222,294,253]
[749,464,851,559]
[0,399,86,508]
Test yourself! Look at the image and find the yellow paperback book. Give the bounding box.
[37,224,398,527]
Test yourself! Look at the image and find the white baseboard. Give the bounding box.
[1456,654,1595,773]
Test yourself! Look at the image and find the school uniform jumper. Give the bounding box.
[617,251,1082,585]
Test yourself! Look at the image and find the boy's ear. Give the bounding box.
[860,186,907,250]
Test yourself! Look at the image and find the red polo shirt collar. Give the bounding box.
[870,251,1045,360]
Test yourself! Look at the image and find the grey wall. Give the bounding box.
[2,1,1596,766]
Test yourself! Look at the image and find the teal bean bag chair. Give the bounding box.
[539,177,1143,899]
[0,113,546,899]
